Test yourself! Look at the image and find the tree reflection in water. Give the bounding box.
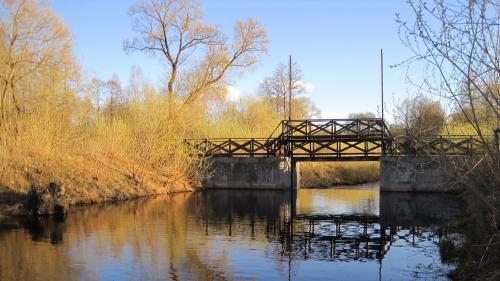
[0,186,461,281]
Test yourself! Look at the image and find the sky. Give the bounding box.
[51,0,420,119]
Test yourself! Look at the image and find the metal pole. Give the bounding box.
[283,88,287,120]
[381,49,384,122]
[380,49,385,155]
[289,55,292,121]
[288,56,293,190]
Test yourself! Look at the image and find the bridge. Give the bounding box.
[186,118,484,191]
[186,118,482,159]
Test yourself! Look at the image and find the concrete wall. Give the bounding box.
[205,155,455,192]
[202,157,300,190]
[380,155,452,192]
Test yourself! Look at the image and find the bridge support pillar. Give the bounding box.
[380,156,453,192]
[291,159,300,190]
[202,157,299,190]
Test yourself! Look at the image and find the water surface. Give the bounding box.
[0,184,461,280]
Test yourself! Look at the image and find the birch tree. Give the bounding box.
[259,59,314,119]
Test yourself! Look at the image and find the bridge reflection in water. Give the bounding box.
[0,186,461,281]
[197,187,461,265]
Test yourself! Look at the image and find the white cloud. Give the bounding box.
[226,85,241,101]
[294,81,314,93]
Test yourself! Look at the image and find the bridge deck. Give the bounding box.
[185,118,484,160]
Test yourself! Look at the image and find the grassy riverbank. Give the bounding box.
[0,99,207,216]
[0,155,195,220]
[300,162,380,188]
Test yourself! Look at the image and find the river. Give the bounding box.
[0,183,462,280]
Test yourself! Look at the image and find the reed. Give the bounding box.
[300,162,380,188]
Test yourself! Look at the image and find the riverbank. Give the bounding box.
[0,169,195,221]
[0,188,193,223]
[0,116,201,220]
[300,162,380,188]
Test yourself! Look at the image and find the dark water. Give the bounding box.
[0,184,462,281]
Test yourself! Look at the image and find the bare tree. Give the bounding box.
[106,74,124,118]
[392,95,445,137]
[90,78,106,113]
[348,112,376,119]
[0,0,72,126]
[259,59,306,118]
[396,0,499,155]
[127,65,145,101]
[124,0,268,115]
[398,3,499,277]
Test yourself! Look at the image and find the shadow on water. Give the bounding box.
[380,192,461,227]
[0,187,464,280]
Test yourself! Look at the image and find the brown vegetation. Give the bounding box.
[391,95,445,137]
[300,162,379,188]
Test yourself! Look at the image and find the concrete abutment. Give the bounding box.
[202,157,300,190]
[202,155,454,192]
[380,155,453,192]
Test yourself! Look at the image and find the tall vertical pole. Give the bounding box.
[381,49,385,155]
[289,55,292,121]
[288,55,293,191]
[283,87,287,120]
[381,49,384,123]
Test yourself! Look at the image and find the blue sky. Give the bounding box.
[52,0,418,119]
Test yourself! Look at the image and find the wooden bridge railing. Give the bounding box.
[280,118,388,139]
[185,118,484,159]
[388,135,486,156]
[184,138,280,157]
[186,118,390,160]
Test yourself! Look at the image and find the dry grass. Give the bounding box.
[0,96,205,212]
[300,162,380,188]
